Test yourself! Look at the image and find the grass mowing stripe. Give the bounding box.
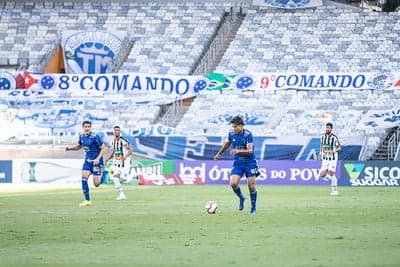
[0,185,399,267]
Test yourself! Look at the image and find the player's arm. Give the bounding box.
[334,139,341,153]
[66,144,82,151]
[95,144,107,162]
[318,138,323,160]
[214,139,231,160]
[123,143,133,161]
[105,148,114,162]
[232,143,253,155]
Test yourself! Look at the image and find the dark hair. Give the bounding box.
[113,125,120,129]
[326,122,333,128]
[231,115,244,126]
[82,120,92,127]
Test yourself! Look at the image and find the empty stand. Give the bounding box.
[1,1,400,160]
[0,1,227,73]
[215,5,400,74]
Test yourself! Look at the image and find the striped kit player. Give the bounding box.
[106,125,132,200]
[319,122,341,196]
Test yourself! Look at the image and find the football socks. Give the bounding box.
[81,178,90,201]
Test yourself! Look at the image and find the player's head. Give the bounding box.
[113,125,121,137]
[231,115,245,134]
[82,120,92,135]
[325,122,333,134]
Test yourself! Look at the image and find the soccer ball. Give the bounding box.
[204,201,218,214]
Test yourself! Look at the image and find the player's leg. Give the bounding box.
[230,162,246,210]
[246,164,258,214]
[247,176,257,214]
[100,168,108,184]
[120,166,133,183]
[110,166,126,200]
[80,168,92,206]
[320,161,332,194]
[320,160,329,179]
[113,175,126,200]
[92,164,102,187]
[328,161,338,195]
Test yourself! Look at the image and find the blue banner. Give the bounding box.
[110,134,362,160]
[0,160,12,183]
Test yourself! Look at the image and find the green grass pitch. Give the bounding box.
[0,185,399,267]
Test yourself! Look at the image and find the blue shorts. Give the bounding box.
[82,159,104,176]
[231,159,260,178]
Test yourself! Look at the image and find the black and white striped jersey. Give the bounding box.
[111,137,130,168]
[320,133,340,161]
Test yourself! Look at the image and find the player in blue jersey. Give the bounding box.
[66,120,107,206]
[214,115,259,214]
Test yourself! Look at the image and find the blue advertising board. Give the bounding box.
[0,160,12,183]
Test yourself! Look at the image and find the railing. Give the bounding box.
[388,127,400,160]
[358,135,368,160]
[395,142,400,160]
[191,7,243,75]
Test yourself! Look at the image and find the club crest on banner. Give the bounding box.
[193,78,209,93]
[234,74,255,90]
[367,73,394,90]
[253,0,322,9]
[0,72,16,90]
[62,31,126,74]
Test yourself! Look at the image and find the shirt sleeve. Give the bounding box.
[335,137,340,147]
[228,132,233,143]
[95,134,104,147]
[246,131,254,145]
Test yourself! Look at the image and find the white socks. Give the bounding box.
[326,174,338,191]
[112,177,124,193]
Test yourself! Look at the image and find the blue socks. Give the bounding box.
[250,190,257,214]
[232,185,245,199]
[81,178,90,201]
[232,186,257,213]
[232,186,246,211]
[100,170,107,184]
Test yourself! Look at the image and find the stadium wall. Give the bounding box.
[1,159,399,187]
[9,0,253,5]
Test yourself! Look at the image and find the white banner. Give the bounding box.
[2,72,399,97]
[253,0,322,9]
[357,108,400,129]
[12,159,83,184]
[0,72,204,99]
[251,73,400,91]
[203,72,400,92]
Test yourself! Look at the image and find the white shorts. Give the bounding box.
[321,159,337,172]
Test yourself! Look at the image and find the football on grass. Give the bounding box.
[204,201,218,214]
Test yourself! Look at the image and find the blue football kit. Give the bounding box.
[228,129,259,178]
[79,132,104,176]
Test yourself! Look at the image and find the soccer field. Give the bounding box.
[0,185,399,267]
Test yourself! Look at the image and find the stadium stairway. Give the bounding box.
[191,7,245,74]
[370,127,400,160]
[156,7,245,127]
